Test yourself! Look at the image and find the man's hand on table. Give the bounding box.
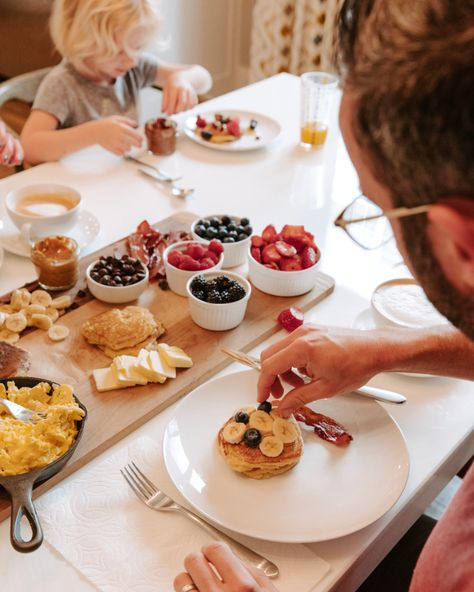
[257,325,383,417]
[174,542,279,592]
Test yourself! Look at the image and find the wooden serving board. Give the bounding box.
[0,211,334,522]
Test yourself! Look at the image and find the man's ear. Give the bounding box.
[427,200,474,291]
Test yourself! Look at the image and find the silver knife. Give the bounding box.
[221,348,406,405]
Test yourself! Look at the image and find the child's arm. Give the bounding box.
[155,63,212,115]
[21,111,144,165]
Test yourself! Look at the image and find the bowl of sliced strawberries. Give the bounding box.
[248,224,321,296]
[164,240,224,296]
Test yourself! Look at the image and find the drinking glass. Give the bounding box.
[300,71,339,148]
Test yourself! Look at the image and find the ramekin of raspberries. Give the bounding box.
[163,240,224,296]
[186,271,252,331]
[191,215,252,268]
[247,224,321,297]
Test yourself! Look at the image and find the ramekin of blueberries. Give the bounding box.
[186,271,251,331]
[191,215,252,268]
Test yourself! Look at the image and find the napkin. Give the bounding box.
[36,436,329,592]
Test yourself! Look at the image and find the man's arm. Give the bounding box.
[257,324,474,416]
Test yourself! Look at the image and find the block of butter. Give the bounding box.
[93,344,192,392]
[157,343,193,368]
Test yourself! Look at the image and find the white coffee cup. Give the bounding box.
[5,184,82,244]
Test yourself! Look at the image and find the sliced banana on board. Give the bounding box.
[11,288,31,310]
[30,290,53,307]
[5,312,27,333]
[31,313,53,331]
[249,410,274,433]
[0,328,20,344]
[48,324,70,342]
[259,435,284,458]
[50,295,72,309]
[272,417,298,444]
[223,421,247,444]
[0,312,7,328]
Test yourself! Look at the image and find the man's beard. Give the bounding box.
[400,217,474,340]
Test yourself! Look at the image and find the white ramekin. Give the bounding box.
[247,248,320,296]
[190,216,251,268]
[163,241,224,297]
[186,271,251,331]
[86,260,149,303]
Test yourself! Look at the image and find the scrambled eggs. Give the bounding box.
[0,381,85,476]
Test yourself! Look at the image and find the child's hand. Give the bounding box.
[91,116,143,155]
[0,120,23,166]
[162,72,199,115]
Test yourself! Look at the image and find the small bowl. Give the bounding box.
[86,259,149,303]
[163,240,224,297]
[247,248,320,296]
[186,271,251,331]
[191,215,251,268]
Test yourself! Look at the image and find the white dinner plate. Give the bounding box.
[371,278,449,329]
[0,210,100,258]
[163,369,410,543]
[183,110,282,152]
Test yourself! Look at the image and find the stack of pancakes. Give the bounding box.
[217,406,303,480]
[81,306,165,358]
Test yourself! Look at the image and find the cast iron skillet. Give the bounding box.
[0,377,87,553]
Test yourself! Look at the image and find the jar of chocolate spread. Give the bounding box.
[145,118,177,156]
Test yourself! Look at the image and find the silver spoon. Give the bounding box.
[139,168,194,198]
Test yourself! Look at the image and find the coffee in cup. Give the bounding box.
[5,184,82,244]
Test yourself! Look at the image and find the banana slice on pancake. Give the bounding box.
[223,421,247,444]
[259,436,284,458]
[273,417,299,444]
[248,410,273,433]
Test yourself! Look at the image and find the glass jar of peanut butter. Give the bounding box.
[31,236,79,291]
[145,117,177,155]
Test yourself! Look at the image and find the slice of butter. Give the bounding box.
[113,355,148,385]
[136,348,167,383]
[157,343,193,368]
[149,349,176,379]
[93,367,132,392]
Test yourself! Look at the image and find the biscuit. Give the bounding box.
[98,328,163,358]
[81,306,164,352]
[217,406,303,480]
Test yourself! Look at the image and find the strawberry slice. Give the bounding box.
[178,255,201,271]
[301,246,320,269]
[262,244,282,264]
[279,256,303,271]
[226,119,241,137]
[196,115,207,128]
[262,225,278,243]
[274,241,297,257]
[251,235,265,248]
[185,243,206,260]
[277,307,304,332]
[251,247,262,263]
[167,249,183,267]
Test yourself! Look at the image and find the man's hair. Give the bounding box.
[50,0,161,68]
[337,0,474,208]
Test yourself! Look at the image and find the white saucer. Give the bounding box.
[0,210,100,258]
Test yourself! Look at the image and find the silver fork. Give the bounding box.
[125,155,182,182]
[121,461,279,579]
[0,398,46,423]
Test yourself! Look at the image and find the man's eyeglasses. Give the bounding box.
[334,194,432,249]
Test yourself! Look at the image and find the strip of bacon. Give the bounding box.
[294,405,353,446]
[126,220,192,280]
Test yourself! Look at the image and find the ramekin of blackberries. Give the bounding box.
[186,271,251,331]
[191,214,252,268]
[86,254,149,303]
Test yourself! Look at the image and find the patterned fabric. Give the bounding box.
[250,0,343,81]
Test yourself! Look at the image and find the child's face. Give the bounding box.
[85,27,150,82]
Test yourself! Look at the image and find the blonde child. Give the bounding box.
[21,0,212,164]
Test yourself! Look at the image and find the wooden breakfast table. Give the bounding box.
[0,74,473,591]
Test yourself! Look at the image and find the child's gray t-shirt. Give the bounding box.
[32,58,158,128]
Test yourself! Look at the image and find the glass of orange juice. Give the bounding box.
[300,71,339,149]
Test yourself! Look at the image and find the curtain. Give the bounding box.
[249,0,343,81]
